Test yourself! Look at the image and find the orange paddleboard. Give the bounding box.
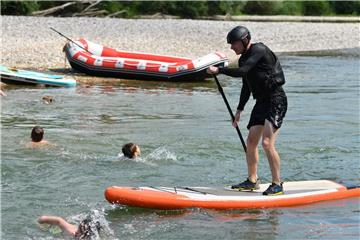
[105,180,360,210]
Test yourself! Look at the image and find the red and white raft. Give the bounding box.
[105,180,360,210]
[64,39,228,81]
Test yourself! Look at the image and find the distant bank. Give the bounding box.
[199,15,360,23]
[2,16,359,69]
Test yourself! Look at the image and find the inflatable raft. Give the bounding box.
[64,39,228,81]
[105,180,360,210]
[0,65,76,87]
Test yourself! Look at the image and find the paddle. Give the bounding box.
[50,27,93,55]
[213,74,247,153]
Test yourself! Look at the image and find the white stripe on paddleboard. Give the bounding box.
[140,187,339,201]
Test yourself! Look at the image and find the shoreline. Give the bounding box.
[198,15,360,23]
[133,14,360,23]
[2,16,359,70]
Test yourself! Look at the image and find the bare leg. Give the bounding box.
[262,120,281,184]
[246,125,263,182]
[38,215,77,236]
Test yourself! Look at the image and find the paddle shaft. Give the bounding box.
[50,27,93,55]
[213,74,247,153]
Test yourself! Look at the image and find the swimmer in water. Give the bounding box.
[42,95,54,104]
[38,215,101,240]
[25,126,50,148]
[122,143,141,159]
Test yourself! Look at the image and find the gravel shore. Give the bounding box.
[1,16,359,69]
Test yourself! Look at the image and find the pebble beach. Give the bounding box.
[1,16,359,70]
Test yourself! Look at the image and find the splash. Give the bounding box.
[145,147,178,162]
[117,147,177,166]
[69,208,117,240]
[117,153,150,165]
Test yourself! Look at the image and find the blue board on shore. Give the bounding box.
[0,65,76,87]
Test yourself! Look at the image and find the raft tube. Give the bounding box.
[64,39,228,81]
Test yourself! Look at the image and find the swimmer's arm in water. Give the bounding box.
[38,215,77,236]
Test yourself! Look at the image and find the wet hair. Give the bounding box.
[42,95,54,103]
[75,219,101,240]
[122,143,138,158]
[31,126,44,142]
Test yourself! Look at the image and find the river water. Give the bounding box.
[1,53,359,239]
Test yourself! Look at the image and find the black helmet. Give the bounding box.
[227,26,251,44]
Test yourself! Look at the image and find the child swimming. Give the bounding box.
[38,215,101,240]
[25,126,50,148]
[121,142,141,159]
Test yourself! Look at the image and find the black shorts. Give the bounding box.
[247,91,287,130]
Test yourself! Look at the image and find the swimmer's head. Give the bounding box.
[122,143,141,158]
[75,219,101,240]
[42,95,54,104]
[31,126,44,142]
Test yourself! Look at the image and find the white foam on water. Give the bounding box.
[69,208,117,240]
[123,223,136,234]
[117,153,148,163]
[144,147,178,163]
[116,147,177,166]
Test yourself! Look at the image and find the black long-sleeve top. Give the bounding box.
[219,42,282,111]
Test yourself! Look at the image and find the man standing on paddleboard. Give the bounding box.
[207,26,287,195]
